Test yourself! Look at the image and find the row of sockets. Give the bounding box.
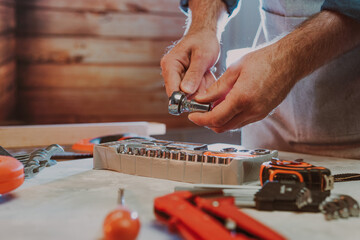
[117,144,271,165]
[118,144,233,164]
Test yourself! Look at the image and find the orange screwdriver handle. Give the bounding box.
[0,156,25,194]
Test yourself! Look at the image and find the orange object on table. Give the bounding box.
[103,206,141,240]
[0,156,25,194]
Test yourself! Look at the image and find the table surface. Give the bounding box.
[1,151,360,240]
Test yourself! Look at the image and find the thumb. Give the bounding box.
[195,67,239,103]
[180,52,210,94]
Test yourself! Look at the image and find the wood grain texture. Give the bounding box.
[17,87,193,128]
[16,8,185,39]
[0,61,16,120]
[0,33,15,64]
[18,88,169,116]
[16,37,172,64]
[18,113,195,129]
[17,64,163,89]
[0,5,15,33]
[0,0,13,6]
[0,88,15,120]
[0,60,15,94]
[0,122,166,147]
[16,0,182,14]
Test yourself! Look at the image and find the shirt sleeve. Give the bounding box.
[321,0,360,22]
[180,0,241,16]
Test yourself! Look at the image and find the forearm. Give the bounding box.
[185,0,229,39]
[271,10,360,85]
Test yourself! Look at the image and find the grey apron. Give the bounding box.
[242,0,360,159]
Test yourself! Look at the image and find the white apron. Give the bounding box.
[241,0,360,159]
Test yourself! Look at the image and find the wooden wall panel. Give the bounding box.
[0,1,15,122]
[19,89,168,116]
[16,8,185,39]
[17,37,172,64]
[16,0,190,128]
[16,0,182,14]
[0,33,15,64]
[0,87,15,120]
[17,64,163,88]
[0,5,15,33]
[0,60,15,88]
[0,61,16,120]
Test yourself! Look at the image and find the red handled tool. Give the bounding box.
[0,156,24,195]
[154,190,286,240]
[72,133,153,153]
[103,188,141,240]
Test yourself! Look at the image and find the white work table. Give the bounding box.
[1,151,360,240]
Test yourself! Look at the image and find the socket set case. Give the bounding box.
[93,139,278,185]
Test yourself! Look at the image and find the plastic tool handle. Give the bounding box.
[0,156,25,194]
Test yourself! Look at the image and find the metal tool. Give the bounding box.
[115,139,273,165]
[168,91,212,115]
[260,158,334,193]
[176,181,314,212]
[319,194,360,220]
[12,144,64,179]
[154,186,287,240]
[103,188,140,240]
[72,133,153,153]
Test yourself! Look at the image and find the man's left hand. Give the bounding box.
[188,45,296,133]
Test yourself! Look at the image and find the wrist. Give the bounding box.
[185,0,228,40]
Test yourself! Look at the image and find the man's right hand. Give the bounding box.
[161,29,219,97]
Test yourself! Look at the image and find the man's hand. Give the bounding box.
[189,10,360,133]
[188,45,296,133]
[161,30,219,97]
[161,0,228,97]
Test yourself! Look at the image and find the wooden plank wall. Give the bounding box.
[16,0,194,128]
[0,0,16,122]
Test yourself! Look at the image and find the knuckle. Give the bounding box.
[227,96,242,114]
[226,66,236,75]
[192,50,212,62]
[213,128,225,133]
[160,55,169,69]
[211,117,225,128]
[250,104,266,117]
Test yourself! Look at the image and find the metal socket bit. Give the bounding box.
[170,150,180,160]
[250,149,271,155]
[218,157,227,164]
[206,156,217,164]
[179,152,186,161]
[187,154,196,162]
[118,144,126,153]
[168,91,212,115]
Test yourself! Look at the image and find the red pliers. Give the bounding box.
[154,190,286,240]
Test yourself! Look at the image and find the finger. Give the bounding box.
[188,93,242,128]
[195,67,240,103]
[197,71,216,95]
[180,52,210,94]
[161,59,185,97]
[210,113,267,133]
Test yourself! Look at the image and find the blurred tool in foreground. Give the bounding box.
[103,188,141,240]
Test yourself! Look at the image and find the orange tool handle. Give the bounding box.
[196,196,287,240]
[0,156,25,194]
[154,191,286,240]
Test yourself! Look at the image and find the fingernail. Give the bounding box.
[181,82,196,94]
[195,91,207,100]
